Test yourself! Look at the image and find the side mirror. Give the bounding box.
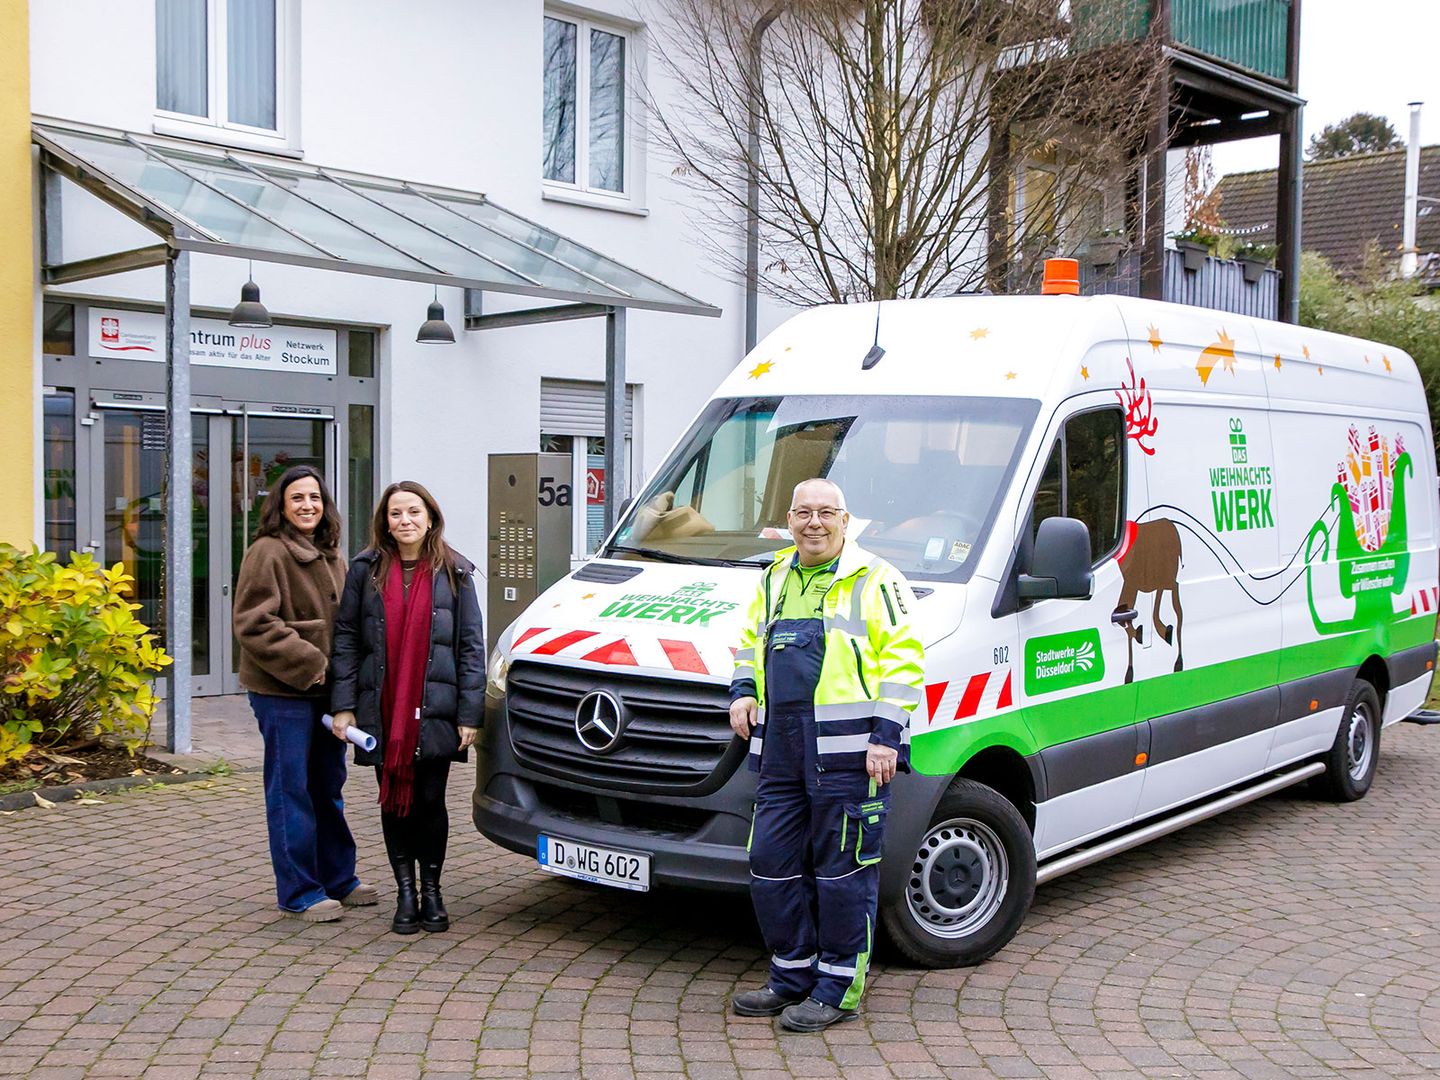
[1018,517,1093,601]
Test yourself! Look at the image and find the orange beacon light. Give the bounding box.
[1041,257,1081,295]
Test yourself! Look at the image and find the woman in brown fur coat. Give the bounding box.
[233,464,377,922]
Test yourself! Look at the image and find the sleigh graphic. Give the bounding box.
[1304,449,1413,637]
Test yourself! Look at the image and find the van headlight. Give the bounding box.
[487,645,511,696]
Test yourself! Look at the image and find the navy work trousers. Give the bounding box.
[750,618,888,1009]
[250,693,360,912]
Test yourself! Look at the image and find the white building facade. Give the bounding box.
[30,0,771,696]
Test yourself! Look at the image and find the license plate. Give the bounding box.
[537,835,650,892]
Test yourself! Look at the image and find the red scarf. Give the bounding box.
[379,558,433,816]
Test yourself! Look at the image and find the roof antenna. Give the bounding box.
[861,301,885,369]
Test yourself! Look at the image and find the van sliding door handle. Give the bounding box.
[1111,608,1138,625]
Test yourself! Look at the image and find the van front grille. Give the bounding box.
[505,662,743,794]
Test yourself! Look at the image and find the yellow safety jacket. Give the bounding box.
[731,541,926,772]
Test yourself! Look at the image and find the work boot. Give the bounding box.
[390,859,420,935]
[417,862,449,932]
[731,986,806,1017]
[779,997,858,1032]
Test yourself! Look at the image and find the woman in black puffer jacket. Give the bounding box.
[329,480,484,934]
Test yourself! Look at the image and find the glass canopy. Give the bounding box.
[34,123,719,317]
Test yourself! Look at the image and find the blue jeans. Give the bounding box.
[249,693,360,912]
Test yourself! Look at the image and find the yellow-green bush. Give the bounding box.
[0,544,172,767]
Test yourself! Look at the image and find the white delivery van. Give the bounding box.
[475,275,1438,967]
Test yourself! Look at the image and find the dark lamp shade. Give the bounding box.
[416,299,456,344]
[228,280,273,328]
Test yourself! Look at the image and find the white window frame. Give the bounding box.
[153,0,301,155]
[541,6,647,215]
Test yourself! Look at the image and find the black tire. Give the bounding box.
[879,779,1036,968]
[1314,680,1382,802]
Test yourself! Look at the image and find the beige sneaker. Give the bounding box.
[289,898,342,922]
[340,883,379,907]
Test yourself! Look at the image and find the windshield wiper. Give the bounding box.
[607,545,759,568]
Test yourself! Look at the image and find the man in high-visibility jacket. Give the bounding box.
[728,478,925,1031]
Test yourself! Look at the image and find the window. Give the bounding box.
[543,12,630,197]
[43,301,75,355]
[156,0,293,146]
[43,389,77,559]
[1030,407,1125,564]
[347,329,376,379]
[612,395,1038,581]
[347,405,375,558]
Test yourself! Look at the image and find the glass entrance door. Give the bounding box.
[98,407,218,693]
[94,398,334,697]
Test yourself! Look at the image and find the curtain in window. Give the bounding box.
[228,0,277,130]
[156,0,208,117]
[543,17,578,183]
[588,29,625,192]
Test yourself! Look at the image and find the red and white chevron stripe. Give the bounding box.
[923,668,1014,726]
[1410,587,1439,616]
[509,626,734,678]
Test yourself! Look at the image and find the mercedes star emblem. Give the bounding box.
[574,690,625,753]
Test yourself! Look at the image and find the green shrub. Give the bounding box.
[1298,249,1440,466]
[0,545,171,766]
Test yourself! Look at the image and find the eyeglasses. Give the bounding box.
[788,507,845,523]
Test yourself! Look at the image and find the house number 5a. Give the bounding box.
[538,476,573,507]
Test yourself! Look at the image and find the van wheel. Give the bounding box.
[880,779,1035,968]
[1314,680,1382,801]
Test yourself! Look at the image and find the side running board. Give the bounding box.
[1035,762,1325,885]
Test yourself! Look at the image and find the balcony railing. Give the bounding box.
[1080,249,1280,321]
[1076,0,1292,83]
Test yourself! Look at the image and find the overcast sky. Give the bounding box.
[1209,0,1439,178]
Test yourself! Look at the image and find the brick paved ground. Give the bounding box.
[3,713,1439,1079]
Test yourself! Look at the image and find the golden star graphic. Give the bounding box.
[1302,345,1311,361]
[747,359,774,379]
[1196,330,1236,386]
[1274,354,1282,371]
[1147,324,1163,352]
[1317,366,1324,376]
[581,593,595,600]
[1080,365,1090,381]
[1005,371,1018,380]
[1383,354,1393,372]
[970,327,989,340]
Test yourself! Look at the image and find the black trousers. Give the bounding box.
[377,760,452,866]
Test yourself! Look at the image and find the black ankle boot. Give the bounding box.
[390,859,420,935]
[417,862,449,932]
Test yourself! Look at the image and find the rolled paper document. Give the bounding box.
[321,713,377,752]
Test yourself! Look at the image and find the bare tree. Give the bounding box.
[648,0,1166,304]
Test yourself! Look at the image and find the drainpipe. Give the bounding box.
[745,3,786,355]
[1401,101,1422,279]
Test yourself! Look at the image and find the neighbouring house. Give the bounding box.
[1215,146,1440,287]
[1018,0,1305,321]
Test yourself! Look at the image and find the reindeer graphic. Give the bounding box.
[1114,520,1184,683]
[1112,358,1182,682]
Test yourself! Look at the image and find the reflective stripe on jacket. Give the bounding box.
[731,541,925,772]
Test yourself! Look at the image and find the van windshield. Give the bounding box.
[606,395,1038,581]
